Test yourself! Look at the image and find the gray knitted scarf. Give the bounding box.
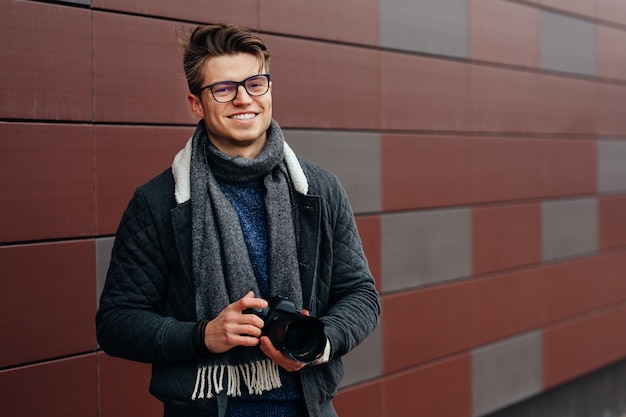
[187,120,302,400]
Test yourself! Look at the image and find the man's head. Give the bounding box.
[181,24,273,158]
[181,24,271,97]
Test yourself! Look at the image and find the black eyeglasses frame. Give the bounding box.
[200,73,271,103]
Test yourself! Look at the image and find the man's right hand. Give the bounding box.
[203,291,268,354]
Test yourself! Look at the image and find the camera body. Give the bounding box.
[244,296,326,364]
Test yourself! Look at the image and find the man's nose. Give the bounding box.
[233,85,253,104]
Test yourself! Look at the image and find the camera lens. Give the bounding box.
[284,320,309,351]
[265,316,325,363]
[284,319,322,357]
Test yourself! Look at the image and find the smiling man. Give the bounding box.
[96,24,380,417]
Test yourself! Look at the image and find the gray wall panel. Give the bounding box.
[285,130,381,214]
[96,237,115,307]
[542,198,598,261]
[380,0,469,58]
[381,208,471,292]
[541,12,596,76]
[96,236,114,350]
[473,332,543,417]
[598,138,626,193]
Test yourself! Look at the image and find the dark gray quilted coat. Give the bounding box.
[96,151,380,417]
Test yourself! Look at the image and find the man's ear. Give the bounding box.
[188,93,204,118]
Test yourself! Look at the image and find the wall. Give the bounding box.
[1,0,626,416]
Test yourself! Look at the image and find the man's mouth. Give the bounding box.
[229,113,256,120]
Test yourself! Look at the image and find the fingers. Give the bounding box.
[204,315,260,353]
[203,292,268,354]
[259,336,306,372]
[238,290,268,312]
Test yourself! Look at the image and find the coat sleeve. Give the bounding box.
[308,165,381,359]
[96,184,199,365]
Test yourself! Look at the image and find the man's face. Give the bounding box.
[188,52,272,159]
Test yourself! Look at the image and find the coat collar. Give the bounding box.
[172,135,308,205]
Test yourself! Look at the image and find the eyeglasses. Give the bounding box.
[200,74,271,103]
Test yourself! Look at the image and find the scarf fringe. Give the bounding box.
[191,358,282,400]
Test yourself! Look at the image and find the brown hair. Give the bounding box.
[179,23,271,96]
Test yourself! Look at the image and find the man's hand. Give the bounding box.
[259,309,310,372]
[203,291,268,354]
[259,336,307,372]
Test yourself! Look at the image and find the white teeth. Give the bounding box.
[230,113,256,120]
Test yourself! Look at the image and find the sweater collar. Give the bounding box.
[204,120,284,182]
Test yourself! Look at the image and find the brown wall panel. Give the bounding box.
[596,83,626,135]
[600,250,626,307]
[599,195,626,249]
[381,52,469,132]
[598,26,626,81]
[92,0,259,29]
[541,138,597,197]
[541,257,601,325]
[0,0,92,121]
[471,268,543,346]
[0,123,95,243]
[469,66,597,135]
[93,12,196,124]
[382,283,472,373]
[95,125,193,234]
[334,381,383,417]
[383,135,597,212]
[597,0,626,25]
[382,355,472,417]
[534,74,596,134]
[471,137,543,203]
[382,135,471,211]
[259,0,379,46]
[99,353,162,417]
[470,0,541,68]
[0,241,96,368]
[543,315,603,389]
[469,65,540,133]
[602,306,626,366]
[472,204,542,275]
[267,35,380,130]
[0,355,98,417]
[543,309,623,389]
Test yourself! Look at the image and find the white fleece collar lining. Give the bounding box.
[172,137,309,205]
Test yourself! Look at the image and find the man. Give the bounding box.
[96,23,380,417]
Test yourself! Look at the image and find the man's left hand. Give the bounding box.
[259,336,307,372]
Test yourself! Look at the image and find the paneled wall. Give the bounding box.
[1,0,626,416]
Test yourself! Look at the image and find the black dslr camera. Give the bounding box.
[244,296,326,364]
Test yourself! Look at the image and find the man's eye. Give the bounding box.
[213,84,235,94]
